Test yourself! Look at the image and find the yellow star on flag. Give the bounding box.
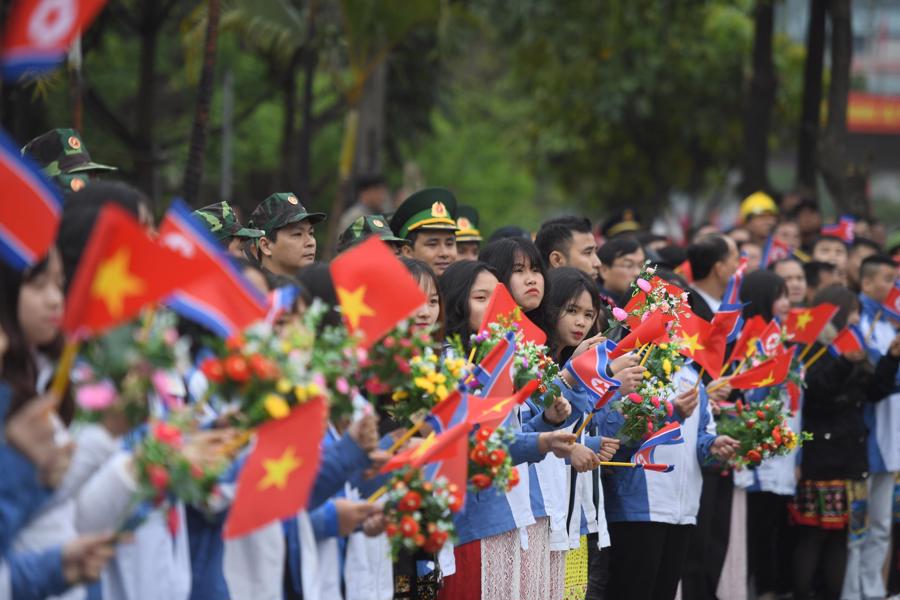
[681,332,705,356]
[752,371,776,388]
[90,247,146,318]
[795,310,813,330]
[337,285,376,329]
[258,446,303,491]
[412,432,438,460]
[485,396,515,415]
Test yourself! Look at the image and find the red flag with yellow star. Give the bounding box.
[380,421,470,475]
[726,315,767,364]
[224,397,327,539]
[728,347,796,390]
[62,204,206,337]
[608,311,671,359]
[330,236,427,348]
[783,303,838,345]
[478,283,547,345]
[673,310,726,379]
[467,380,539,430]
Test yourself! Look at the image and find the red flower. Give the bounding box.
[224,355,250,382]
[470,474,492,489]
[200,358,224,383]
[190,464,204,480]
[249,354,279,380]
[475,427,493,442]
[746,419,756,428]
[756,410,766,419]
[399,338,412,349]
[400,515,419,538]
[487,449,507,467]
[650,396,660,408]
[385,522,398,537]
[414,533,426,547]
[394,356,412,375]
[772,426,783,445]
[384,337,396,349]
[746,449,762,463]
[628,393,643,405]
[423,529,449,552]
[448,493,463,512]
[735,400,744,414]
[147,464,170,492]
[665,400,674,417]
[470,448,488,465]
[398,491,422,512]
[153,422,183,448]
[646,421,654,434]
[225,335,244,351]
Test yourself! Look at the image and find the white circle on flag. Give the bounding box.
[159,232,196,259]
[764,333,780,353]
[28,0,77,47]
[590,378,607,395]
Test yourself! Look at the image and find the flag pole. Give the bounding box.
[386,420,425,454]
[639,343,654,367]
[573,414,592,438]
[864,309,882,345]
[803,346,829,371]
[49,339,81,403]
[706,377,731,395]
[367,484,388,503]
[797,343,813,362]
[692,367,705,391]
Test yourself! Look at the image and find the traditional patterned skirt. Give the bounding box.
[789,479,868,532]
[563,535,589,600]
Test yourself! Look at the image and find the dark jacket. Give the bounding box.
[801,344,900,480]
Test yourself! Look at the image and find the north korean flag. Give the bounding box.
[821,216,856,245]
[566,339,622,408]
[829,325,866,358]
[760,235,793,268]
[883,281,900,321]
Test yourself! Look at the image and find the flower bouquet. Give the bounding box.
[715,397,811,469]
[387,348,467,424]
[73,311,189,427]
[381,467,461,558]
[468,426,520,493]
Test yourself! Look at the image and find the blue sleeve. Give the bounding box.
[509,431,543,465]
[583,435,601,453]
[523,378,594,432]
[695,388,716,464]
[310,433,370,510]
[309,501,340,540]
[0,446,51,554]
[8,547,69,600]
[348,434,393,496]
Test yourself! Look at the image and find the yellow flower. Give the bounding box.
[436,385,448,400]
[276,379,293,394]
[784,432,798,450]
[414,377,435,393]
[643,371,652,379]
[293,386,308,403]
[427,354,438,363]
[281,342,292,354]
[659,343,669,350]
[264,394,291,419]
[306,382,322,397]
[411,356,423,366]
[662,359,672,375]
[392,390,409,401]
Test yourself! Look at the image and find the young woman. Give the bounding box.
[478,238,548,332]
[771,257,808,308]
[438,260,500,353]
[401,258,445,339]
[789,285,900,600]
[735,269,794,599]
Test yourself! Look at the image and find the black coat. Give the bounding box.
[801,344,900,480]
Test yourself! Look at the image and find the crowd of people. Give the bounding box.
[1,127,900,600]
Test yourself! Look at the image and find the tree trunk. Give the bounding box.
[353,59,387,183]
[183,0,221,207]
[819,0,870,217]
[796,0,827,192]
[220,69,235,204]
[739,0,777,197]
[135,0,160,199]
[280,53,298,192]
[296,5,319,203]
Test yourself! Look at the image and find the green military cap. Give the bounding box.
[21,128,116,178]
[455,205,482,243]
[390,187,459,239]
[338,214,408,249]
[193,201,264,242]
[249,192,326,237]
[600,209,641,238]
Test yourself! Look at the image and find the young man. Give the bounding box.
[21,128,117,192]
[811,235,849,283]
[846,238,881,292]
[455,205,483,262]
[535,215,602,279]
[773,220,801,251]
[843,254,900,600]
[192,202,264,259]
[596,236,645,308]
[249,192,326,276]
[803,261,840,305]
[390,187,459,276]
[772,257,808,307]
[686,234,740,321]
[739,191,778,245]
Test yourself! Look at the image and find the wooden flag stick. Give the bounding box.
[864,309,882,345]
[367,484,388,503]
[706,378,731,395]
[797,344,813,362]
[598,461,642,468]
[803,346,829,371]
[573,415,592,438]
[49,339,81,403]
[639,343,654,367]
[692,367,706,391]
[386,420,425,455]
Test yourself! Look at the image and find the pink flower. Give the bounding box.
[153,422,183,448]
[612,307,628,321]
[75,381,117,411]
[336,377,351,395]
[666,400,674,417]
[163,328,179,345]
[628,393,643,404]
[650,396,660,408]
[636,279,652,293]
[641,311,650,322]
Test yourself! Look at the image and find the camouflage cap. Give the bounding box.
[193,201,264,241]
[21,128,116,177]
[338,214,409,250]
[249,192,326,236]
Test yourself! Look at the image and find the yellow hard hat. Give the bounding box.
[740,191,778,220]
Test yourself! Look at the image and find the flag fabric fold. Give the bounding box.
[728,348,796,390]
[631,421,683,472]
[829,325,866,357]
[609,311,670,359]
[565,340,621,408]
[478,283,546,345]
[783,304,838,346]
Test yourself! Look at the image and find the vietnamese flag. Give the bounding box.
[728,348,796,390]
[727,315,767,364]
[330,237,426,348]
[609,311,670,359]
[380,422,470,475]
[62,204,207,338]
[0,130,62,271]
[673,311,726,379]
[224,398,327,539]
[784,304,838,345]
[467,380,539,430]
[478,283,546,345]
[159,199,268,338]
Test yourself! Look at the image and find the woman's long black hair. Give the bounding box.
[478,237,549,332]
[0,254,73,423]
[543,267,605,364]
[439,260,499,352]
[741,269,787,322]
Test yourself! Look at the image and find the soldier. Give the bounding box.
[192,201,264,258]
[249,192,326,276]
[389,187,459,276]
[455,205,483,262]
[336,214,409,255]
[21,128,116,192]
